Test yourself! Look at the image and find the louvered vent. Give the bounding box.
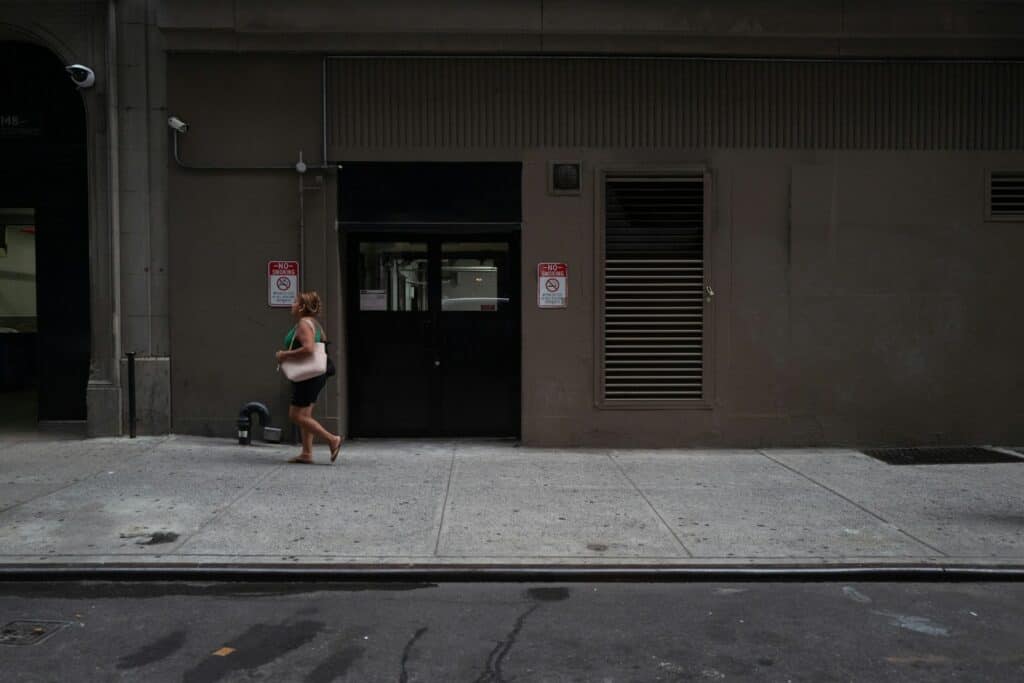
[328,59,1024,152]
[602,177,705,402]
[991,172,1024,219]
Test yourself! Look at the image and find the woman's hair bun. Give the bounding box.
[298,291,321,315]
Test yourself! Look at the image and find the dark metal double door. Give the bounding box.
[347,232,520,437]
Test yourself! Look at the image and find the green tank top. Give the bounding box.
[284,319,322,350]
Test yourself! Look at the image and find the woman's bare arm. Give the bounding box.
[276,317,315,361]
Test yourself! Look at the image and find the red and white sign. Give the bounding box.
[268,260,299,307]
[537,262,568,308]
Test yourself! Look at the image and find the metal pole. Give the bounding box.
[126,352,136,438]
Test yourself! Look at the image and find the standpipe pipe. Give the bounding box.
[237,402,272,445]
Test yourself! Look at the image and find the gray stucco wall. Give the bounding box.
[521,150,1024,446]
[156,0,1024,58]
[167,55,341,438]
[166,51,1024,446]
[6,0,1022,442]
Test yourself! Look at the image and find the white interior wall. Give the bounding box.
[0,224,37,322]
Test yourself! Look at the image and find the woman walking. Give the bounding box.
[276,290,343,464]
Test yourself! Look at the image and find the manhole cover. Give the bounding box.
[0,621,72,646]
[861,447,1023,466]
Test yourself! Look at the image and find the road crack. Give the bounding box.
[399,627,428,682]
[473,604,540,683]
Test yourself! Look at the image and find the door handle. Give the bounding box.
[704,284,714,302]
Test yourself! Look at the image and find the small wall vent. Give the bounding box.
[989,171,1024,220]
[549,162,582,195]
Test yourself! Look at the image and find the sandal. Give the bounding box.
[330,437,344,463]
[288,455,314,464]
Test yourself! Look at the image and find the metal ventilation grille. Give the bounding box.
[602,177,705,401]
[328,58,1024,151]
[991,172,1024,218]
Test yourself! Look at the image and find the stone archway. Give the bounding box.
[0,41,92,428]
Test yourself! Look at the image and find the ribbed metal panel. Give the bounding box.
[990,171,1024,217]
[602,177,705,402]
[327,58,1024,151]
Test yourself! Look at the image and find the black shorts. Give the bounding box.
[291,374,327,407]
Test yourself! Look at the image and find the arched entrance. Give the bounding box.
[0,42,91,430]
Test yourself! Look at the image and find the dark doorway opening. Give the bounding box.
[0,42,91,430]
[340,163,521,438]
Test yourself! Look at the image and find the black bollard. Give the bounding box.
[126,352,137,438]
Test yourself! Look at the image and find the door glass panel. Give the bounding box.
[358,242,428,311]
[441,242,509,312]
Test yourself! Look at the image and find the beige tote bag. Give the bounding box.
[279,319,328,382]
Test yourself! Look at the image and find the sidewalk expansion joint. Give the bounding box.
[169,461,287,555]
[0,441,159,516]
[756,449,947,557]
[607,451,695,558]
[433,445,458,557]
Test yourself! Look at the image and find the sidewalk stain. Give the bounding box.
[117,529,179,546]
[139,532,179,546]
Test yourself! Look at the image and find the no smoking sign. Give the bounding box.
[538,263,567,308]
[268,261,299,307]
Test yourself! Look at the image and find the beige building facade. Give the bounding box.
[2,1,1023,446]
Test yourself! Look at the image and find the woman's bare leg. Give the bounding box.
[301,421,314,457]
[288,406,314,462]
[295,405,341,451]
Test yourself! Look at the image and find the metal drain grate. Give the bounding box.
[0,621,72,646]
[862,447,1023,466]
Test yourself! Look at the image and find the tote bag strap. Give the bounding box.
[302,317,327,343]
[302,318,315,336]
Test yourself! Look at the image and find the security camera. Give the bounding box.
[65,64,96,89]
[167,116,189,134]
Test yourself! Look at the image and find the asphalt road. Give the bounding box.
[1,580,1023,681]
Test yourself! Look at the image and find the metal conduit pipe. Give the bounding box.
[169,132,333,172]
[168,65,338,421]
[169,59,336,292]
[168,58,332,173]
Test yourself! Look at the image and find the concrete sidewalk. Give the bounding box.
[1,434,1023,569]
